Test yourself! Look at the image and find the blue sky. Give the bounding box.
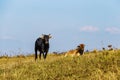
[0,0,120,55]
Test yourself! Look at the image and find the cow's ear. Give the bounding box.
[49,34,52,38]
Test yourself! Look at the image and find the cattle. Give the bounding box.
[35,34,52,61]
[76,44,85,55]
[65,44,85,57]
[64,49,80,57]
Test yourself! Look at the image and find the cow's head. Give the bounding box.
[77,44,85,50]
[76,44,85,55]
[41,34,52,44]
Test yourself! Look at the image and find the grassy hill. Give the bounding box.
[0,50,120,80]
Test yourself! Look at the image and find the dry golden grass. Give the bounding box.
[0,50,120,80]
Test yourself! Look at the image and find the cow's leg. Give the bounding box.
[44,51,48,59]
[35,47,37,61]
[39,51,42,60]
[42,52,45,59]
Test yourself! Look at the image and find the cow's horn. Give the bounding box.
[49,34,52,38]
[40,34,44,39]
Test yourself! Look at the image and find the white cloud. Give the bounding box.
[105,27,120,34]
[80,26,99,32]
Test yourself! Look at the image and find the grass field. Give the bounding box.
[0,50,120,80]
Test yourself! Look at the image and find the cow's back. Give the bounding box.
[35,38,43,47]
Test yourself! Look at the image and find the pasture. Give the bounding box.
[0,50,120,80]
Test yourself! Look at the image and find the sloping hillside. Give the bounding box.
[0,50,120,80]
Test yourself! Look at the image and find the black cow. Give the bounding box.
[35,34,52,61]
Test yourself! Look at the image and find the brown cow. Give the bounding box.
[76,44,85,55]
[65,44,85,57]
